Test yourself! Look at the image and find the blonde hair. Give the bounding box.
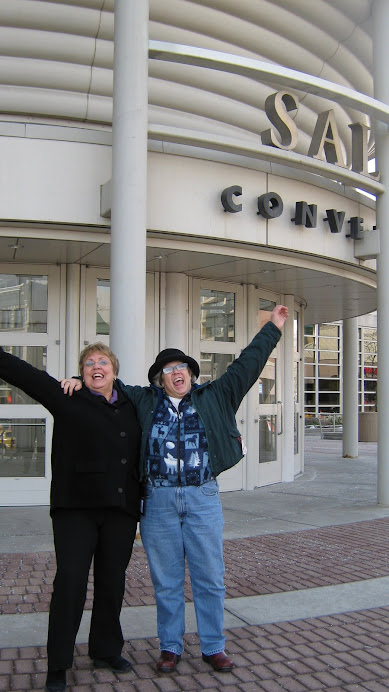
[79,342,119,377]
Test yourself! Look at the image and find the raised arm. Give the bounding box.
[0,347,62,411]
[270,304,288,331]
[210,304,288,411]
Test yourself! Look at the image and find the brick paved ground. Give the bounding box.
[2,518,389,614]
[3,516,389,690]
[2,607,389,691]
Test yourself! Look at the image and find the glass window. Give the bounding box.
[318,363,340,378]
[304,335,315,349]
[259,415,276,462]
[305,391,316,406]
[0,419,46,477]
[259,298,276,330]
[319,378,339,392]
[364,393,377,408]
[259,357,276,404]
[0,275,48,333]
[364,327,377,342]
[199,352,234,384]
[318,392,340,408]
[318,336,339,350]
[294,412,299,455]
[319,324,339,338]
[200,290,235,342]
[318,350,339,363]
[294,311,299,352]
[96,279,110,335]
[0,347,47,405]
[364,344,377,367]
[305,363,315,378]
[294,361,299,404]
[305,406,316,414]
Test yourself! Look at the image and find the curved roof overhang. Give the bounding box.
[0,0,379,321]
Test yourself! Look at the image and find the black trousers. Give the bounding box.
[47,507,137,671]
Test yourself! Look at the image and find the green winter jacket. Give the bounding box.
[118,320,281,480]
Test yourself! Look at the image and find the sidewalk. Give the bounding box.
[2,436,389,691]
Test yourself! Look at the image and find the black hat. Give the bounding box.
[148,348,200,383]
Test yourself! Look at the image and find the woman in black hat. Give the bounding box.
[62,305,288,674]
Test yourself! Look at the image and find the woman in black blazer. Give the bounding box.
[0,343,141,692]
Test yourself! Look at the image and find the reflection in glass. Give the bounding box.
[0,275,48,333]
[200,290,235,342]
[319,324,339,338]
[200,353,234,384]
[0,347,47,405]
[294,361,299,403]
[96,279,110,335]
[318,363,339,378]
[305,390,315,407]
[294,412,299,454]
[259,415,276,462]
[318,348,339,362]
[318,336,339,350]
[258,298,276,330]
[294,311,299,352]
[318,391,340,408]
[304,335,315,349]
[0,419,45,477]
[258,358,276,404]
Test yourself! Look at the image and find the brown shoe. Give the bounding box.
[202,651,234,672]
[156,650,181,673]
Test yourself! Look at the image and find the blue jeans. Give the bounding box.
[140,480,226,656]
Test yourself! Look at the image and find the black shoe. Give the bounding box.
[45,670,66,692]
[93,655,133,673]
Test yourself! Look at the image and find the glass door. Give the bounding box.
[0,266,61,506]
[82,268,159,383]
[246,290,283,488]
[294,308,304,476]
[192,279,244,492]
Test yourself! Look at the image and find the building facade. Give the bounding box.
[0,0,387,506]
[304,315,378,418]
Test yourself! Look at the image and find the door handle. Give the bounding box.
[277,401,283,436]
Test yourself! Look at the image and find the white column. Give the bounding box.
[373,0,389,504]
[110,0,149,383]
[342,318,359,458]
[65,264,80,377]
[282,295,295,482]
[164,273,189,351]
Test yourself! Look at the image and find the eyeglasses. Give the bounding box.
[162,363,189,375]
[84,359,110,367]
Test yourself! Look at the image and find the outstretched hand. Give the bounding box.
[270,305,289,330]
[60,378,82,396]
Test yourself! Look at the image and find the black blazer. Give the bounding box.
[0,348,141,518]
